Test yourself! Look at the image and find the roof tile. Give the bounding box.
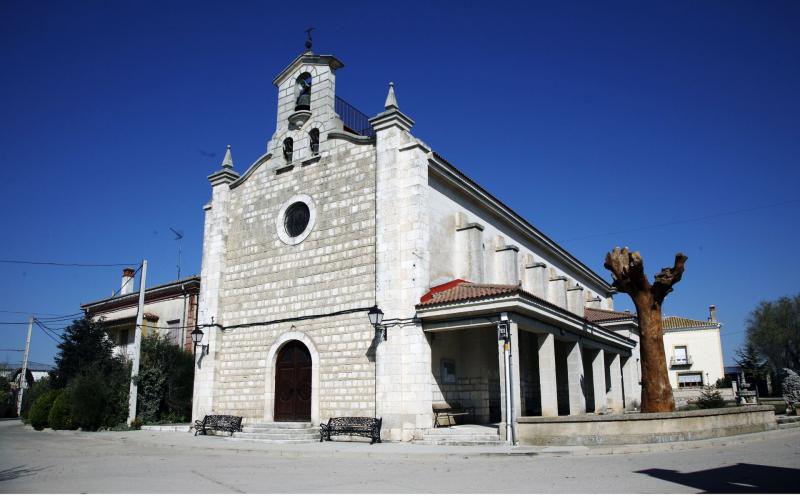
[663,316,719,330]
[584,307,636,323]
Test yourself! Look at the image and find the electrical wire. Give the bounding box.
[33,319,62,344]
[0,259,138,267]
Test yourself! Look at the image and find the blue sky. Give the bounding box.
[1,0,798,368]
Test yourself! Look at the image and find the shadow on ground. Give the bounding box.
[0,465,51,482]
[637,463,799,493]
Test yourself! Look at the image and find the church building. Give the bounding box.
[192,45,643,443]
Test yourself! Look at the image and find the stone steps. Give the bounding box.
[415,425,503,446]
[230,421,319,443]
[777,415,800,429]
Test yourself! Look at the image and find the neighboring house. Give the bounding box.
[193,46,653,443]
[662,305,725,391]
[0,361,54,385]
[81,269,200,356]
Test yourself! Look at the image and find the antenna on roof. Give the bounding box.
[169,227,184,280]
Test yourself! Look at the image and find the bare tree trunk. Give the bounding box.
[604,248,687,413]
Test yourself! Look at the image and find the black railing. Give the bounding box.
[335,96,375,137]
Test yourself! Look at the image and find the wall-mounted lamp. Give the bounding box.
[191,327,209,355]
[368,305,387,340]
[497,312,510,342]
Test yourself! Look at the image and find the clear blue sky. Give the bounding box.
[1,0,798,368]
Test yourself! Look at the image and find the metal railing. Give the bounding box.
[670,355,693,367]
[335,96,375,137]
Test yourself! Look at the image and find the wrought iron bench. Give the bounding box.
[433,402,474,427]
[194,414,243,436]
[320,417,382,444]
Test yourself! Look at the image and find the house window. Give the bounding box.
[440,359,457,384]
[283,138,293,163]
[118,329,129,346]
[167,320,181,344]
[284,202,310,237]
[678,372,703,387]
[309,128,320,155]
[674,346,688,364]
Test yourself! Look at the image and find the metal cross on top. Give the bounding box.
[305,27,314,51]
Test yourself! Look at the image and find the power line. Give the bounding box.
[562,198,800,243]
[33,319,62,344]
[0,259,138,268]
[0,309,82,318]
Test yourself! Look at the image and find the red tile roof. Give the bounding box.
[418,280,522,306]
[584,307,636,323]
[663,316,719,330]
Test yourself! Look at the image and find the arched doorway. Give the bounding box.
[274,340,312,422]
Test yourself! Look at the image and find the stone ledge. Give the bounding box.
[517,405,775,424]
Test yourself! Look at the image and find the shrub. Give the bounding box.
[70,371,111,431]
[29,390,60,430]
[130,417,142,430]
[137,335,194,424]
[48,391,76,430]
[696,385,726,409]
[0,376,15,418]
[20,377,51,423]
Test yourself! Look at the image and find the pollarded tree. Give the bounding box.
[604,247,687,413]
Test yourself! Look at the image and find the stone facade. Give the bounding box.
[193,48,642,442]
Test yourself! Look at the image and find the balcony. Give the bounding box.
[670,355,693,367]
[335,96,375,137]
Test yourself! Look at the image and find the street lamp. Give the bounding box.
[368,305,386,340]
[497,312,510,342]
[191,327,209,355]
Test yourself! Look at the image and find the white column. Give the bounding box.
[607,352,624,413]
[537,332,558,417]
[621,355,639,410]
[566,341,586,415]
[591,348,607,414]
[497,335,508,437]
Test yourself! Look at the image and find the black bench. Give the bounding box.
[194,414,243,436]
[320,417,382,444]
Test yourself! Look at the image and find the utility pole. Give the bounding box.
[16,316,34,416]
[127,260,147,425]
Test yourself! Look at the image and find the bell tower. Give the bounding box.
[267,43,344,165]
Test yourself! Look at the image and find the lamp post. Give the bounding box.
[191,327,208,355]
[368,305,385,340]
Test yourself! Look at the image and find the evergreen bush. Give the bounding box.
[0,376,14,418]
[48,391,76,430]
[696,385,726,409]
[29,390,60,430]
[70,371,110,431]
[20,377,51,423]
[137,335,194,424]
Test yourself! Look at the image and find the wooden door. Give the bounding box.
[274,340,312,421]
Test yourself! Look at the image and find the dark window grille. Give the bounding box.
[283,138,293,163]
[285,202,310,237]
[309,128,320,155]
[335,96,375,137]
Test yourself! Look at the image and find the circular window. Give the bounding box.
[284,202,310,237]
[276,194,316,245]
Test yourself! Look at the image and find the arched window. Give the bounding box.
[283,138,293,163]
[295,73,312,111]
[309,128,320,156]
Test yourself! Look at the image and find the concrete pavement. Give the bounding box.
[1,420,798,493]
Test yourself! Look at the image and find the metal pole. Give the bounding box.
[16,316,34,416]
[504,339,513,444]
[127,260,147,425]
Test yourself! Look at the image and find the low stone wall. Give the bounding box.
[517,405,777,446]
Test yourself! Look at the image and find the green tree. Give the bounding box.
[29,390,60,430]
[0,374,14,418]
[20,377,51,422]
[735,342,768,387]
[744,294,800,375]
[50,316,118,389]
[136,335,194,423]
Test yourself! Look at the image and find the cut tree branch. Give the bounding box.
[603,247,650,295]
[651,253,688,305]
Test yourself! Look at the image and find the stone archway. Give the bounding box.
[264,331,320,424]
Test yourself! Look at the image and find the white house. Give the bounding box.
[662,305,725,391]
[82,269,200,356]
[192,46,645,443]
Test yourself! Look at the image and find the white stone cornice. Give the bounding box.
[208,168,240,186]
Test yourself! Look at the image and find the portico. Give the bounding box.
[417,280,636,444]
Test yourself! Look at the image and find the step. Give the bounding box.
[777,421,800,429]
[228,437,319,444]
[422,429,499,437]
[232,431,319,440]
[245,422,314,429]
[415,438,505,446]
[241,426,317,435]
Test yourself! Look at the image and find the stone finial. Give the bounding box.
[221,144,234,169]
[384,82,399,110]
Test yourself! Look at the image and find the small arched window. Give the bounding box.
[295,73,312,111]
[309,128,320,156]
[283,138,293,163]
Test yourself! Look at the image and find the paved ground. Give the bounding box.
[1,420,798,493]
